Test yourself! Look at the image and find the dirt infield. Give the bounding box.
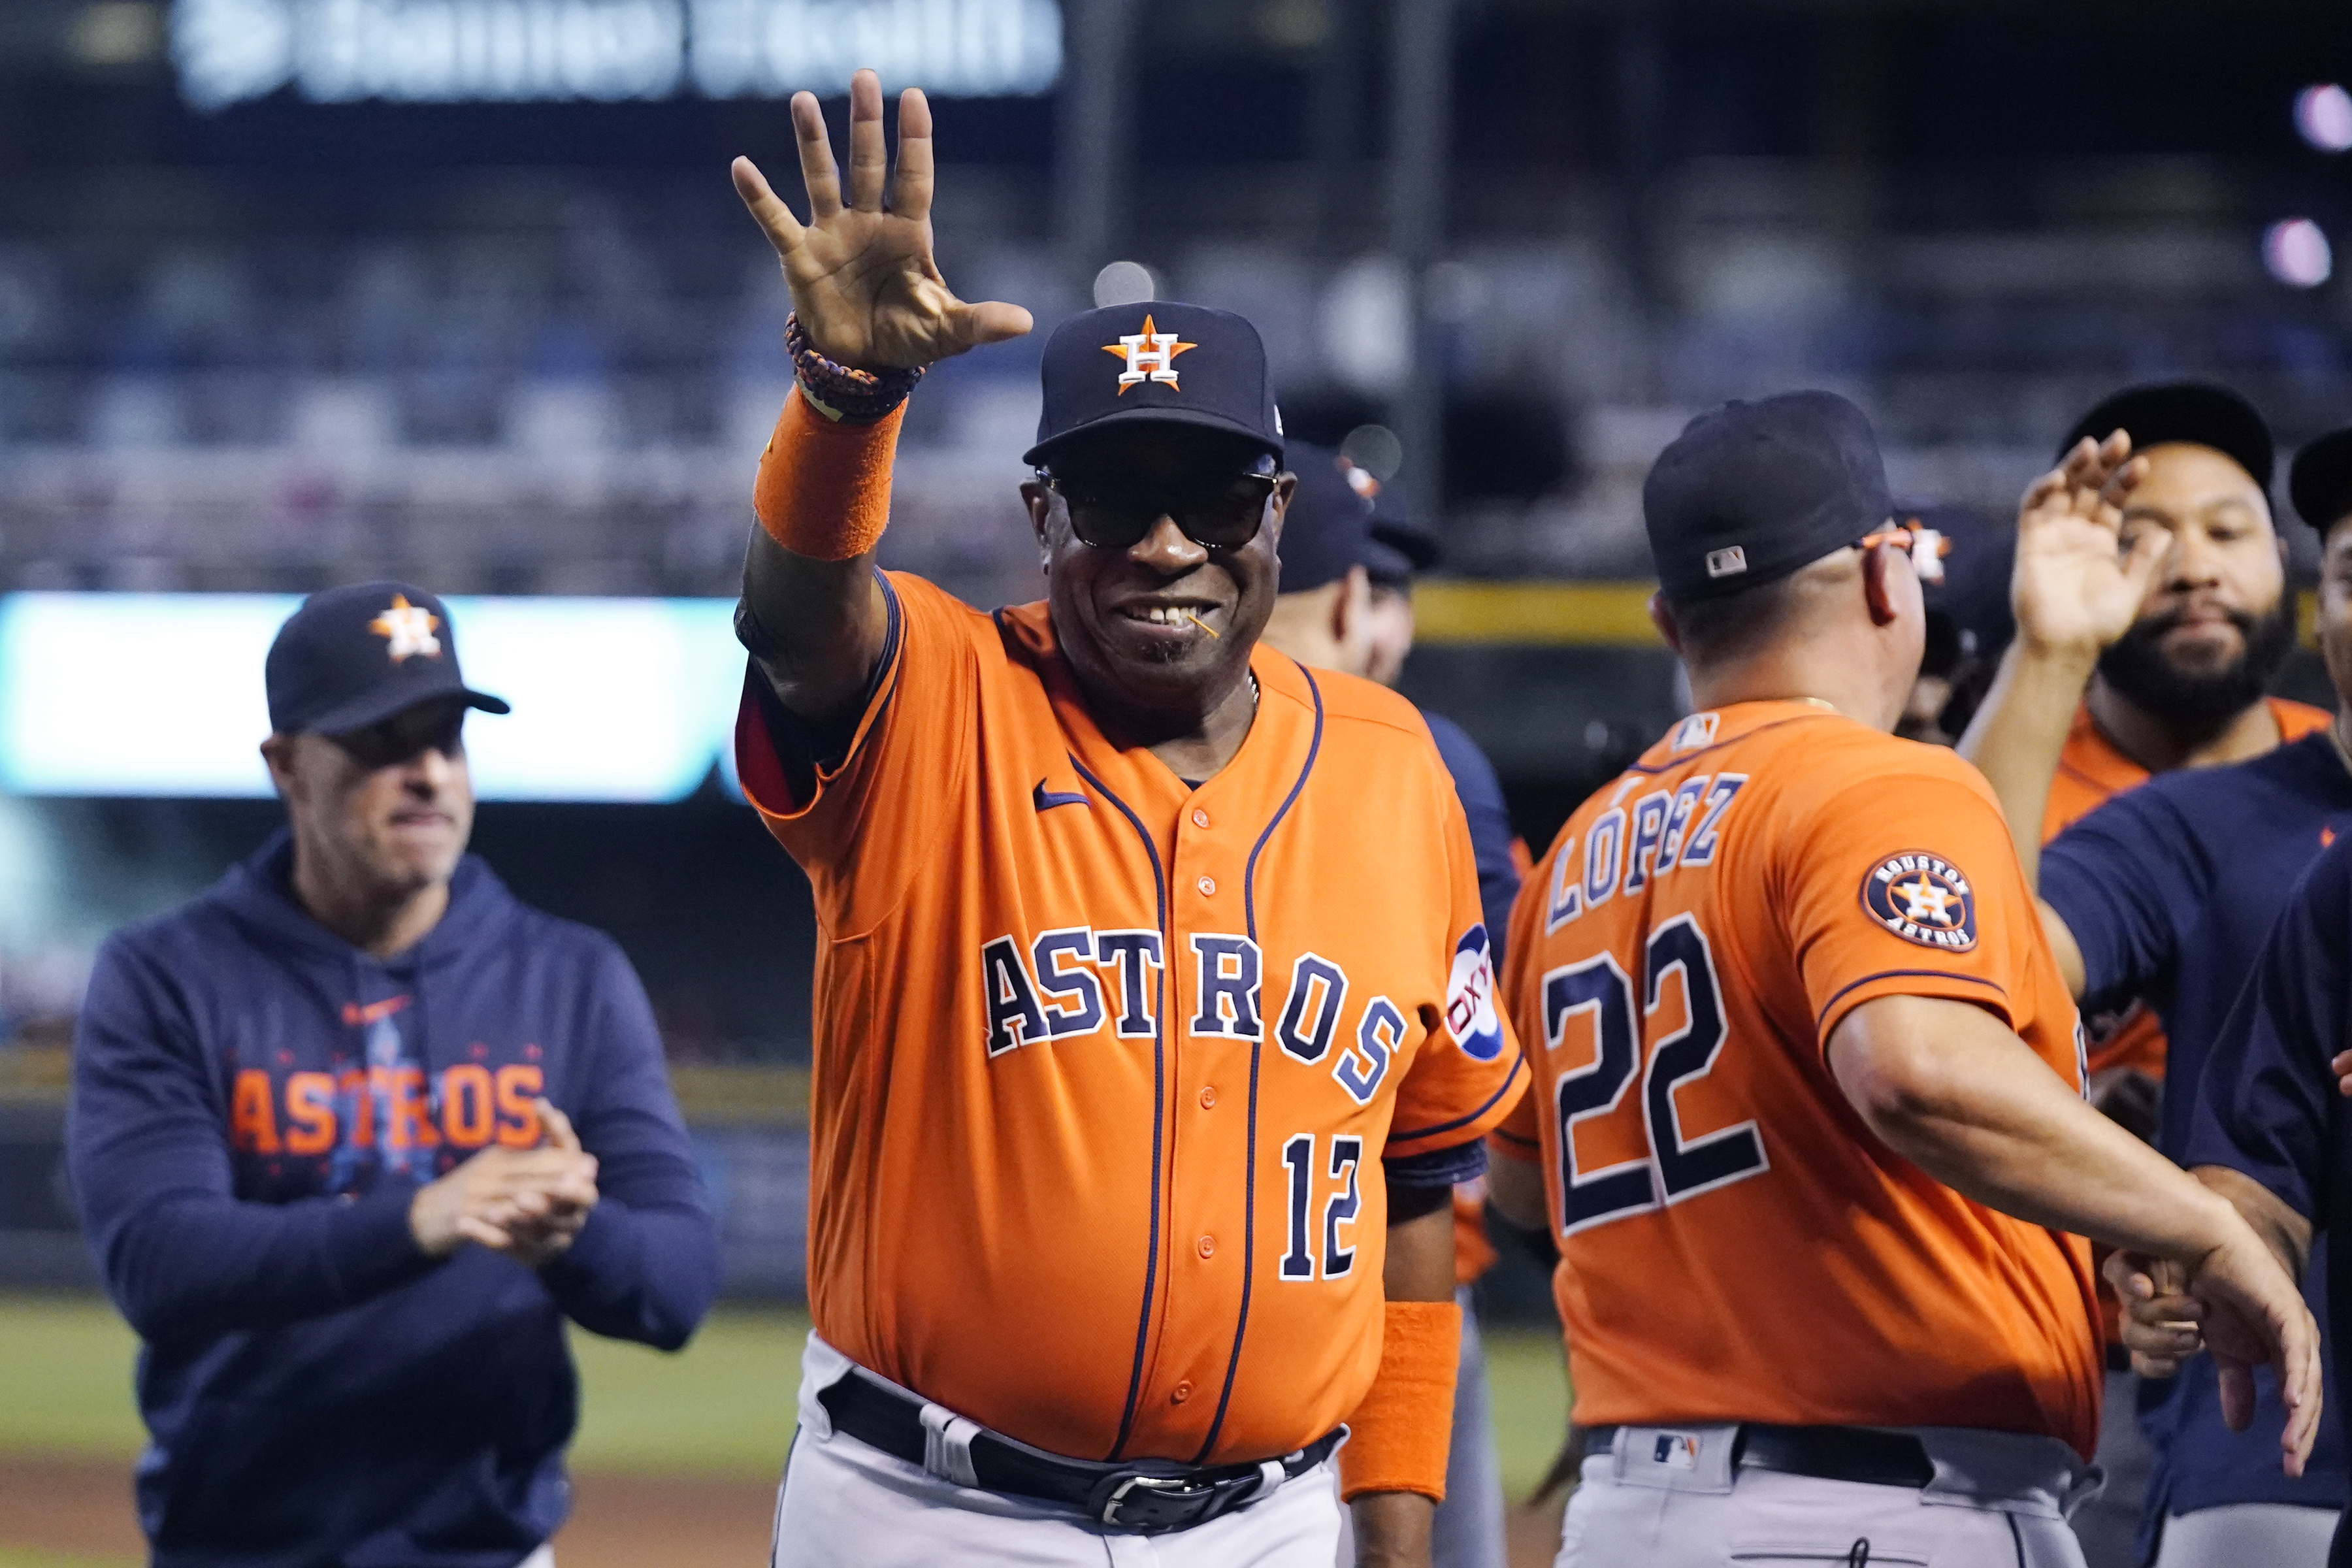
[0,1454,1565,1567]
[0,1458,782,1568]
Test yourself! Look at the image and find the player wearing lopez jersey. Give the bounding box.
[727,76,1522,1568]
[1484,391,2318,1568]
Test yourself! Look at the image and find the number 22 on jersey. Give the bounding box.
[1541,913,1768,1235]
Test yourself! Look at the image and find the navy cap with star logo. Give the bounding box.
[1023,301,1284,468]
[265,581,510,737]
[1643,390,1895,604]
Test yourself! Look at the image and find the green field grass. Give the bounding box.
[0,1293,1571,1548]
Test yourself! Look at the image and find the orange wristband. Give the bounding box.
[1337,1298,1461,1503]
[751,388,904,562]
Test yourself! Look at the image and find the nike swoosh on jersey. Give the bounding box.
[1034,781,1090,812]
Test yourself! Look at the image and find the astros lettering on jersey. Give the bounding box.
[1494,701,2101,1456]
[738,573,1524,1466]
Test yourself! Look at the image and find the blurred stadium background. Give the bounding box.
[3,0,2352,1563]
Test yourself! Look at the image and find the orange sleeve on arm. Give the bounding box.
[751,387,905,562]
[1337,1298,1462,1503]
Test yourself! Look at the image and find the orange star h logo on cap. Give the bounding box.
[1102,314,1197,394]
[368,595,442,662]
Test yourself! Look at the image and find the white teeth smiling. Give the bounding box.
[1130,605,1203,627]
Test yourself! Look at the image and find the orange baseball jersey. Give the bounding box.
[1494,701,2101,1458]
[2045,697,2330,1079]
[736,572,1524,1467]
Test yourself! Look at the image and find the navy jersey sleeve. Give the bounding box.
[536,938,723,1350]
[1422,710,1522,969]
[2040,781,2210,1019]
[2184,837,2352,1228]
[68,934,441,1344]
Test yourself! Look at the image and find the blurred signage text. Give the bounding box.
[172,0,1064,111]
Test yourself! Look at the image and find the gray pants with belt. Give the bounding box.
[1552,1424,2099,1568]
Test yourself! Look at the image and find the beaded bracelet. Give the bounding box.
[785,312,924,424]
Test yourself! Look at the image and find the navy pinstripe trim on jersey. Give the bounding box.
[1068,753,1168,1463]
[1242,661,1325,940]
[1813,968,2008,1031]
[1621,713,1818,776]
[1387,1050,1528,1145]
[1196,662,1326,1465]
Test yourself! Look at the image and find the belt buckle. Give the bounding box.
[1098,1471,1221,1532]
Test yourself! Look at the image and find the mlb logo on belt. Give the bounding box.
[1861,851,1978,951]
[1652,1433,1701,1471]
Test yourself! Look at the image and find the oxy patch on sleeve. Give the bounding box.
[1445,924,1507,1061]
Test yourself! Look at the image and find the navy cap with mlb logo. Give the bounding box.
[1023,302,1284,468]
[1643,390,1895,604]
[265,581,510,737]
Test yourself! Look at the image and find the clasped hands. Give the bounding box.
[407,1099,598,1269]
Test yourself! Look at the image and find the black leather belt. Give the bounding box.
[818,1370,1345,1534]
[1582,1423,1938,1490]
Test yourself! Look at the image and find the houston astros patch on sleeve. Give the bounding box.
[1861,851,1978,951]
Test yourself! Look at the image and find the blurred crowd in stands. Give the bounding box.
[5,155,2351,603]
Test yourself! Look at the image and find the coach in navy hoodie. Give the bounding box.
[69,582,723,1568]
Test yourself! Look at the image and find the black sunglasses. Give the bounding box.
[1038,465,1279,552]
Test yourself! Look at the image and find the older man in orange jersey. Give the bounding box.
[1486,390,2317,1568]
[724,74,1524,1568]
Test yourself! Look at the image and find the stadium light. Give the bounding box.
[2295,85,2352,154]
[1091,261,1157,308]
[171,0,1062,112]
[2263,218,2334,288]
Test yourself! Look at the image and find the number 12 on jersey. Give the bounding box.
[1279,1134,1362,1281]
[1542,913,1767,1235]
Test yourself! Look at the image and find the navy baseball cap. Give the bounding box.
[1643,391,1895,604]
[266,582,510,737]
[1023,302,1284,468]
[1358,469,1441,580]
[2289,427,2352,536]
[1275,442,1377,594]
[2058,382,2274,491]
[1902,502,2015,668]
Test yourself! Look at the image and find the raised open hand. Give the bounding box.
[2011,431,2166,661]
[732,71,1032,372]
